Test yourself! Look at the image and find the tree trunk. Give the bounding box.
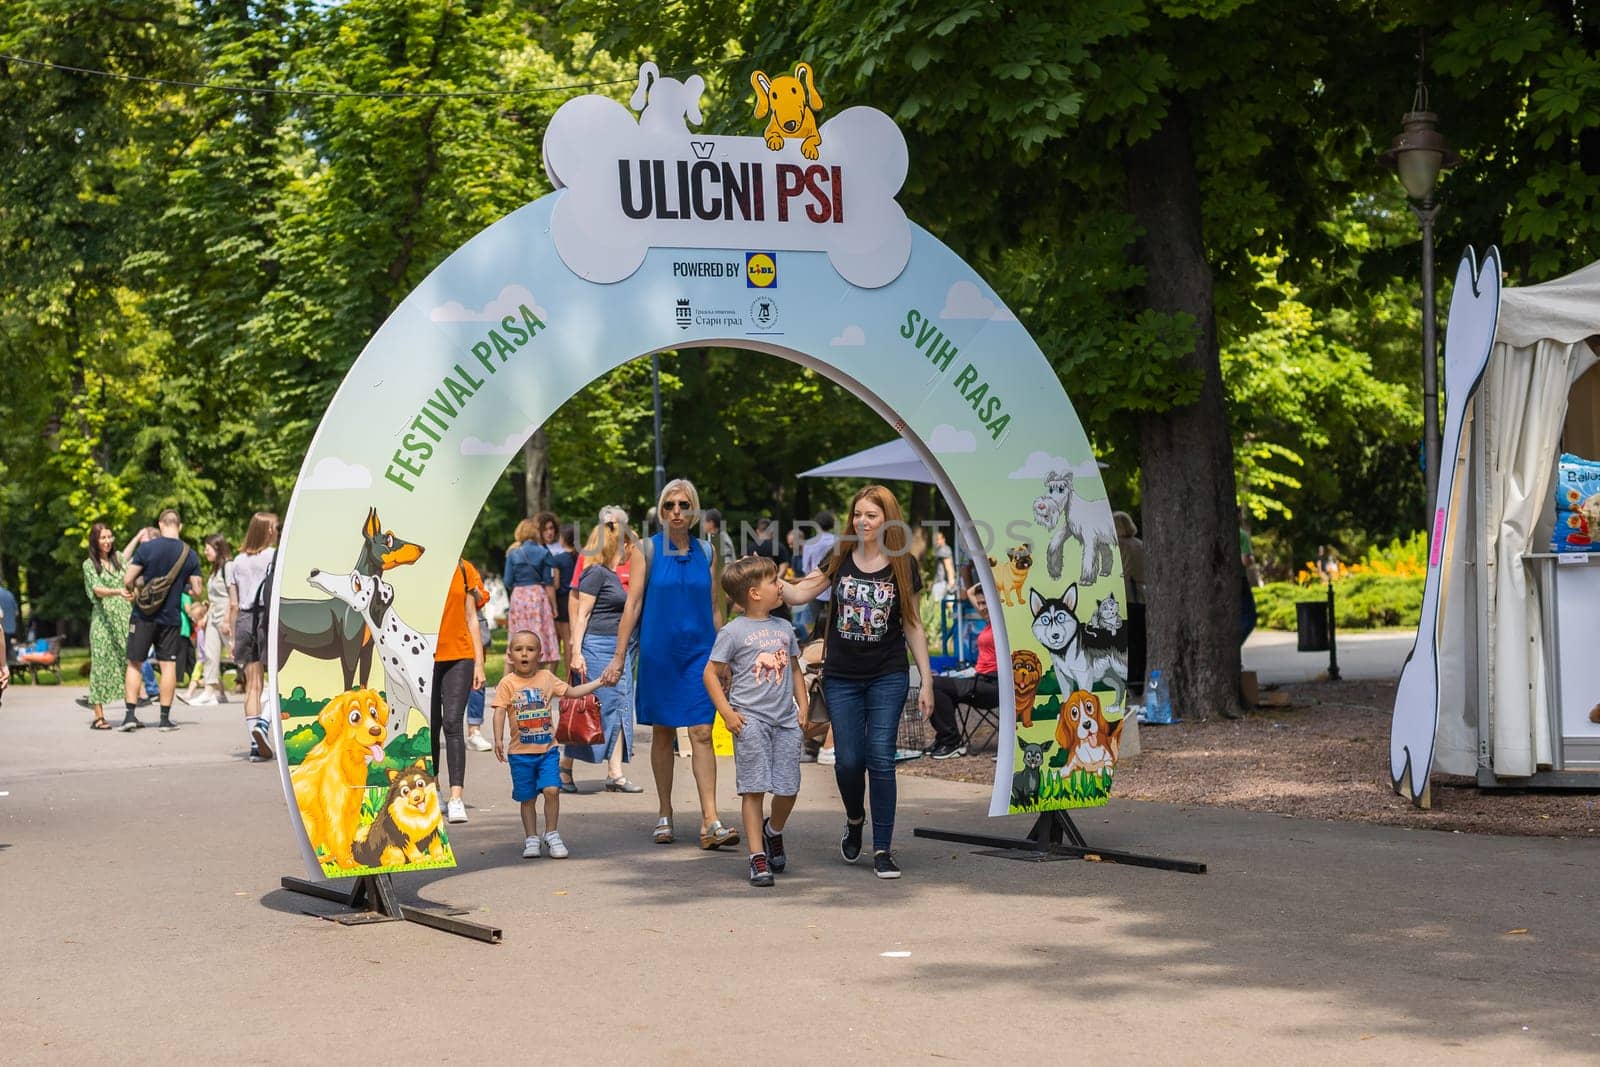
[522,428,550,516]
[1125,98,1245,719]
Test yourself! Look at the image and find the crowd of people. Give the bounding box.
[70,480,1015,885]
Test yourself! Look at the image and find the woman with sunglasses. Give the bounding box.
[783,484,932,879]
[608,478,739,849]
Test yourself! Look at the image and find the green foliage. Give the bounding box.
[1028,767,1114,810]
[1252,575,1423,630]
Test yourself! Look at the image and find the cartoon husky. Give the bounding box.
[1028,584,1127,711]
[1032,470,1116,585]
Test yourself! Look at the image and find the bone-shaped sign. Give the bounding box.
[543,90,912,289]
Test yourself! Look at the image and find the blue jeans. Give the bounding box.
[466,686,486,726]
[141,657,158,698]
[823,671,909,853]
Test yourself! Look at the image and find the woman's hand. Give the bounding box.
[599,659,622,687]
[568,649,587,676]
[917,684,933,720]
[472,660,486,691]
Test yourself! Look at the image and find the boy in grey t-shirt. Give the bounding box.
[704,555,808,887]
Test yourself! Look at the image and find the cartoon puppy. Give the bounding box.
[751,62,823,159]
[1011,650,1043,728]
[1055,689,1119,776]
[309,568,435,739]
[992,545,1033,607]
[1011,739,1053,809]
[352,759,444,868]
[291,688,389,869]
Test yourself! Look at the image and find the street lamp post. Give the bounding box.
[651,353,665,498]
[1380,81,1460,528]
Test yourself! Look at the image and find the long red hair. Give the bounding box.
[822,484,920,630]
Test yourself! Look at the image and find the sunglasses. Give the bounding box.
[660,501,693,513]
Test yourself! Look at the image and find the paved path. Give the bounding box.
[2,683,1595,1063]
[1244,627,1415,685]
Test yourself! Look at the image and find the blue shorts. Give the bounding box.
[509,749,562,801]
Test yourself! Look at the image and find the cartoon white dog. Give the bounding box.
[630,61,705,132]
[1033,469,1116,586]
[308,568,435,740]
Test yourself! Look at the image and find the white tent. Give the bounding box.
[1438,259,1600,785]
[797,438,933,484]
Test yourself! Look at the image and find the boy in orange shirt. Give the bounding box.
[492,630,606,858]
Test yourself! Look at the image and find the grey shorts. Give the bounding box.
[732,718,802,797]
[233,608,266,665]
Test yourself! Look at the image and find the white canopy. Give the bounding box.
[1438,257,1600,778]
[797,438,935,484]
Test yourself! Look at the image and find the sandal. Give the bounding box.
[653,817,674,845]
[559,771,579,795]
[90,718,112,730]
[605,776,644,794]
[699,821,740,850]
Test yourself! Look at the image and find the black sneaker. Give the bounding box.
[749,852,775,887]
[930,743,967,760]
[117,717,145,732]
[158,718,179,731]
[763,820,786,873]
[840,819,864,864]
[873,850,902,879]
[250,719,274,761]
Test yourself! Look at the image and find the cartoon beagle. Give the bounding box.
[751,63,823,160]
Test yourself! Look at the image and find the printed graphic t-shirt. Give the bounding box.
[823,556,921,680]
[436,559,488,662]
[492,670,567,754]
[708,615,802,726]
[130,537,202,625]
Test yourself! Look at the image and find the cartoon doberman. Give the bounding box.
[276,508,423,689]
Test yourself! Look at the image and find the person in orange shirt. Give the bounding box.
[434,558,488,825]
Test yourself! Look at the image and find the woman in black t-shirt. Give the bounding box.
[783,485,933,880]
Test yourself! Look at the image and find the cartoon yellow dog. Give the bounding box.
[751,63,823,160]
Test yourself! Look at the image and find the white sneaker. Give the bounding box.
[522,835,541,858]
[466,732,493,752]
[187,691,218,706]
[543,830,569,858]
[446,798,468,823]
[818,747,836,765]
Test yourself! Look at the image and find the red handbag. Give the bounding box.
[555,671,604,746]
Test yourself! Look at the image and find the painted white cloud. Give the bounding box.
[303,456,371,491]
[430,284,547,324]
[1008,451,1072,480]
[830,324,865,346]
[927,423,976,454]
[939,280,1016,321]
[460,426,533,456]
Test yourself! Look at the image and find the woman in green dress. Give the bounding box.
[83,523,142,729]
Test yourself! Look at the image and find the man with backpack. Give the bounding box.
[121,509,203,732]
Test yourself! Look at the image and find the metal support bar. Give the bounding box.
[914,812,1206,874]
[1326,579,1341,681]
[281,874,502,943]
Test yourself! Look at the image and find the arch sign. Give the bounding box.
[269,62,1129,879]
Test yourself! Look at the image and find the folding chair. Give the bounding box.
[956,696,1001,753]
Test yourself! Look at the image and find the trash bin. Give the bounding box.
[1296,600,1329,652]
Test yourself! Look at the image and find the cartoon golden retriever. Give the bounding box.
[1055,689,1120,776]
[1012,650,1043,728]
[291,688,389,869]
[751,63,823,159]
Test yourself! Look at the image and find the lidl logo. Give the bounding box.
[745,252,777,288]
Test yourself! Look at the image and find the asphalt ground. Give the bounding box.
[2,682,1596,1063]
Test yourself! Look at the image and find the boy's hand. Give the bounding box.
[797,696,809,729]
[723,709,744,736]
[494,740,506,762]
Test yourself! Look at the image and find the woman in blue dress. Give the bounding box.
[607,478,738,849]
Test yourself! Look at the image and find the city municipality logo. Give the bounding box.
[745,252,777,288]
[749,296,779,331]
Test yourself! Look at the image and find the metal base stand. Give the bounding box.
[914,811,1206,874]
[282,874,502,943]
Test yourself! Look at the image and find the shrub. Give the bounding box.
[1254,573,1422,630]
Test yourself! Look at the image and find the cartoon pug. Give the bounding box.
[993,545,1033,607]
[292,688,389,869]
[1011,649,1043,728]
[352,759,445,868]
